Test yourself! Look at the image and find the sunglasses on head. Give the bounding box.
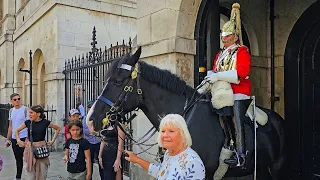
[34,106,42,110]
[12,98,21,101]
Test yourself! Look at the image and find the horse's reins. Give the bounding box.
[96,62,211,161]
[182,81,210,122]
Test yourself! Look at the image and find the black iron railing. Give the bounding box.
[0,104,12,137]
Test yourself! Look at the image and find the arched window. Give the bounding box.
[17,58,27,104]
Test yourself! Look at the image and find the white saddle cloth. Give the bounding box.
[210,81,268,126]
[246,100,268,126]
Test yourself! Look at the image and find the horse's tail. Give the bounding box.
[263,108,287,180]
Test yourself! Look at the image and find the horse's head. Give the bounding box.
[86,47,142,131]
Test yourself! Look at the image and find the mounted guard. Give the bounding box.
[86,3,286,177]
[198,3,251,168]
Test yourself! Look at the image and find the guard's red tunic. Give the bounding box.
[213,46,251,96]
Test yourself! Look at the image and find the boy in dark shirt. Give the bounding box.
[64,120,91,180]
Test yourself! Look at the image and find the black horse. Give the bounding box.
[86,47,286,180]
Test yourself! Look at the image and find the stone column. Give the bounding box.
[0,0,15,102]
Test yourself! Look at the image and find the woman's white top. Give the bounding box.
[148,147,205,180]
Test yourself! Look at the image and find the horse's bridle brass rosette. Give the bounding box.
[102,116,109,127]
[131,63,139,79]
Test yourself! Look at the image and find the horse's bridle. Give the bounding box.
[95,62,161,159]
[97,62,143,124]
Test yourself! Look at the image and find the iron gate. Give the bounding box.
[0,104,12,137]
[63,27,133,175]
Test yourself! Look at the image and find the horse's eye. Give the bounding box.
[114,78,122,86]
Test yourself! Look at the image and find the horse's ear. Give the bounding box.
[129,46,141,65]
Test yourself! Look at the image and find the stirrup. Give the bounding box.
[224,151,246,168]
[235,153,246,167]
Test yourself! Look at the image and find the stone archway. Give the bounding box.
[176,0,201,40]
[0,71,2,87]
[176,0,259,51]
[189,0,258,85]
[17,58,27,104]
[0,70,2,102]
[33,49,45,105]
[37,63,45,107]
[137,0,258,87]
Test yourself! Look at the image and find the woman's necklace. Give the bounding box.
[160,145,187,177]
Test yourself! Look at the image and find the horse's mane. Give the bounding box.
[107,56,195,97]
[139,62,195,98]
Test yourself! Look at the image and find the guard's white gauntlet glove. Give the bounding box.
[206,70,240,84]
[197,81,211,94]
[204,72,219,84]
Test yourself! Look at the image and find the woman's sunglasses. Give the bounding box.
[12,98,21,101]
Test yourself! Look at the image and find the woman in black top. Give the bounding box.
[98,123,125,180]
[15,105,61,180]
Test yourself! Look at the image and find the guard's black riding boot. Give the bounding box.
[220,116,231,148]
[224,100,250,168]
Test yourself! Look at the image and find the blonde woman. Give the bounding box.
[125,114,205,179]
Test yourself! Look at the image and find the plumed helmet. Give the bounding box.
[221,3,243,45]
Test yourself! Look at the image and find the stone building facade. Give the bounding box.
[0,0,136,146]
[0,0,319,179]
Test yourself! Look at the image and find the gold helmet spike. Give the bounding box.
[221,3,243,45]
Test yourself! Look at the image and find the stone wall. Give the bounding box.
[54,1,137,125]
[0,0,17,103]
[130,111,158,180]
[129,1,199,178]
[0,41,14,103]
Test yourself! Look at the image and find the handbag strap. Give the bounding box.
[29,121,33,144]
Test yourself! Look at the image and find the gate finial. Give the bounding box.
[91,26,97,53]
